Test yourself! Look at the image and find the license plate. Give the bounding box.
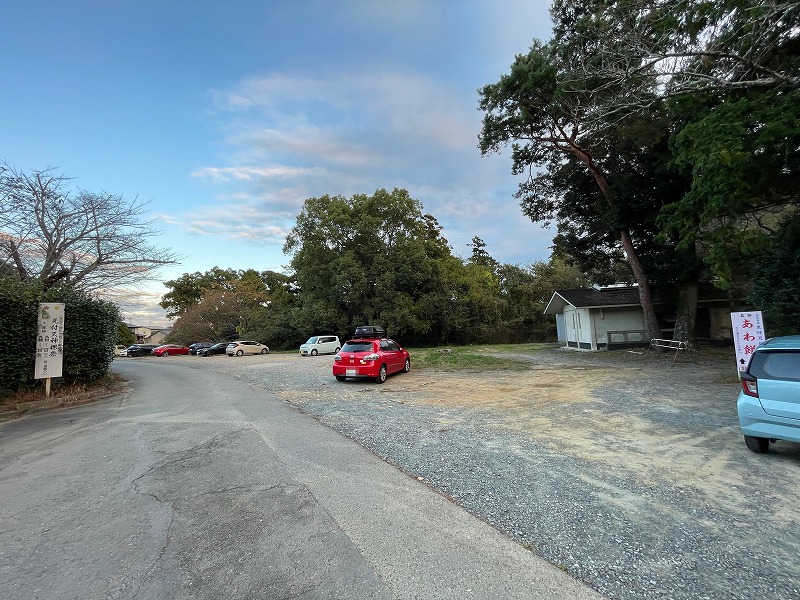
[346,369,358,376]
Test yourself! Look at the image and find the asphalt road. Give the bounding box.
[0,359,603,600]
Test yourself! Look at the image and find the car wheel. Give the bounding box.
[375,364,387,384]
[261,348,269,354]
[236,349,244,357]
[335,375,347,382]
[403,358,411,373]
[160,352,168,357]
[744,435,770,453]
[311,349,318,356]
[334,347,340,353]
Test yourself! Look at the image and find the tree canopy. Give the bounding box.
[478,0,799,344]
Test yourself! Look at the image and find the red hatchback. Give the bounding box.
[333,338,411,383]
[153,344,190,356]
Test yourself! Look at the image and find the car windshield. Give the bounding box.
[341,342,374,353]
[306,337,318,344]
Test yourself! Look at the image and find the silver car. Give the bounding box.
[226,340,270,356]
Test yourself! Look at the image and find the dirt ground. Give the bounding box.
[385,352,748,500]
[272,345,772,511]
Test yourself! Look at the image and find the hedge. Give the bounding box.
[0,278,119,394]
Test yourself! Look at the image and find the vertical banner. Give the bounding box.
[35,303,65,379]
[730,311,766,373]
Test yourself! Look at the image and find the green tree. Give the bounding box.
[748,215,800,336]
[162,268,293,346]
[284,188,460,344]
[494,258,588,343]
[664,90,800,288]
[116,321,135,346]
[579,0,800,104]
[160,267,241,319]
[479,35,664,341]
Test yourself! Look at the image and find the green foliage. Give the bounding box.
[117,321,136,346]
[162,268,296,347]
[52,288,119,382]
[168,193,589,348]
[748,215,800,336]
[159,267,242,319]
[0,278,43,391]
[0,278,119,392]
[495,259,588,343]
[664,90,800,285]
[284,188,462,345]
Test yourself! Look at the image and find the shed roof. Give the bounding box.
[544,287,644,315]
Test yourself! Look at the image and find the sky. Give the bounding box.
[2,0,556,328]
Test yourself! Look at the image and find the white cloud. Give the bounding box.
[167,2,555,268]
[190,165,316,181]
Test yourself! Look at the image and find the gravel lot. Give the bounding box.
[140,347,800,600]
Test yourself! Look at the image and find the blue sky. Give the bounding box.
[2,1,555,327]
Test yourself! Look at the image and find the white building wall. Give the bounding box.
[591,307,646,349]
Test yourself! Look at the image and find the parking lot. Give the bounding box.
[130,347,800,600]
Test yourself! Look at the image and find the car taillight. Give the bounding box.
[363,353,380,361]
[741,377,759,398]
[334,354,342,362]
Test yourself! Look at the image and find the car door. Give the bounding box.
[380,339,401,373]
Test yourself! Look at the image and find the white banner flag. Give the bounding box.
[730,311,766,373]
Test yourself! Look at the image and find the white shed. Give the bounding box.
[544,287,648,350]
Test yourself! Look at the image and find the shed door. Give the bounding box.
[565,307,578,347]
[576,308,592,349]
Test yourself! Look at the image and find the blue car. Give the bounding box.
[737,335,800,453]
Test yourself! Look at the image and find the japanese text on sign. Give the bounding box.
[730,311,766,373]
[34,303,65,379]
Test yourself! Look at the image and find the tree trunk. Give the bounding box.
[618,228,663,341]
[573,148,662,342]
[672,281,698,350]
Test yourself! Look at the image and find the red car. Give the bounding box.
[333,337,411,383]
[153,344,190,356]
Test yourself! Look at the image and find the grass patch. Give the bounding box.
[409,343,553,371]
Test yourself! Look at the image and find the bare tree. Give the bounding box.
[0,163,180,291]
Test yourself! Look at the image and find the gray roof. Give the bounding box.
[544,287,644,315]
[544,284,732,315]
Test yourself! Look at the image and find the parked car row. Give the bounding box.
[116,330,800,453]
[119,341,271,358]
[119,344,158,357]
[118,325,411,385]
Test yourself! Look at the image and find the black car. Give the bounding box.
[188,342,213,355]
[201,342,229,357]
[126,344,157,357]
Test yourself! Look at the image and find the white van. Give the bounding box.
[299,335,341,356]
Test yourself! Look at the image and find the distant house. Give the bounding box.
[544,285,736,351]
[126,324,170,346]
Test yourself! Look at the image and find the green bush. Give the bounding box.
[0,279,119,393]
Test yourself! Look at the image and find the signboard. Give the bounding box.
[34,303,65,379]
[730,311,766,373]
